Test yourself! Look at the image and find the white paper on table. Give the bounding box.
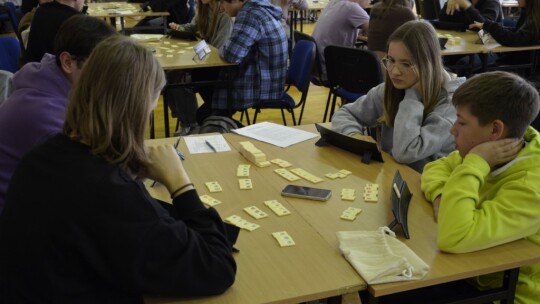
[184,135,231,154]
[232,122,318,148]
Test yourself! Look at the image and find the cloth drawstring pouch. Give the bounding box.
[336,226,430,284]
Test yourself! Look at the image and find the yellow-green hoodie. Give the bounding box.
[421,126,540,304]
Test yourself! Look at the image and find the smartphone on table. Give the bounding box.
[281,185,332,202]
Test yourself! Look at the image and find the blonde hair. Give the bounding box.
[64,35,166,176]
[381,20,445,127]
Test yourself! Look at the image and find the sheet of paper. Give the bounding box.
[232,122,318,148]
[184,135,231,154]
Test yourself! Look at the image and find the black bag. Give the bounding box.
[197,116,244,134]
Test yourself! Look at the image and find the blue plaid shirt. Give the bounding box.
[212,0,288,110]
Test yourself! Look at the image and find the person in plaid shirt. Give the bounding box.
[197,0,288,121]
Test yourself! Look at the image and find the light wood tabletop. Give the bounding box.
[143,124,540,302]
[87,2,169,18]
[144,133,365,304]
[140,38,234,71]
[438,29,540,56]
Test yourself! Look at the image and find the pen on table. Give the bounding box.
[151,136,184,188]
[205,140,217,153]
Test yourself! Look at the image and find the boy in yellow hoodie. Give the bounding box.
[421,71,540,304]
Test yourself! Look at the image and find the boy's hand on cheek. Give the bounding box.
[469,138,523,169]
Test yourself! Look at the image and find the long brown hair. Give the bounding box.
[197,0,221,39]
[381,20,445,127]
[523,0,540,36]
[370,0,414,19]
[64,35,166,176]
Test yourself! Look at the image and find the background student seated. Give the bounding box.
[332,20,465,172]
[368,0,417,60]
[25,0,84,63]
[196,0,288,123]
[166,0,233,134]
[421,71,540,304]
[438,0,504,73]
[0,35,236,302]
[439,0,503,26]
[0,15,117,215]
[311,0,370,79]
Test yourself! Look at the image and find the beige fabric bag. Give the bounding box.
[336,227,429,284]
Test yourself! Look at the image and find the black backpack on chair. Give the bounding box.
[196,116,244,134]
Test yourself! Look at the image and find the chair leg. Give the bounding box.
[298,98,307,125]
[243,110,251,125]
[149,111,155,139]
[253,108,259,124]
[281,109,287,126]
[240,110,244,122]
[323,88,333,122]
[290,108,297,126]
[329,94,338,122]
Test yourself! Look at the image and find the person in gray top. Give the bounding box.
[332,20,466,172]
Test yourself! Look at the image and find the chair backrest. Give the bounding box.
[4,2,19,32]
[417,0,441,20]
[293,30,325,84]
[287,39,316,94]
[324,45,384,95]
[0,36,22,73]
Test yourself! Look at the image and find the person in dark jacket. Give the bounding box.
[25,0,84,63]
[0,15,117,215]
[470,0,540,46]
[438,0,504,75]
[0,35,236,302]
[439,0,503,26]
[469,0,540,67]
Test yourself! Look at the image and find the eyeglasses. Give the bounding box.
[381,57,416,73]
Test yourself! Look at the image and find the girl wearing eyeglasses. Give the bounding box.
[332,20,466,172]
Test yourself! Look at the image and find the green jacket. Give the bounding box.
[421,126,540,304]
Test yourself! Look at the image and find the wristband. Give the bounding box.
[170,183,194,198]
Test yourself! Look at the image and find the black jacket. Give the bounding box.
[484,10,540,46]
[25,1,80,63]
[0,134,236,303]
[439,0,503,25]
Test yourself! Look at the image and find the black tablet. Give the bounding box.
[166,29,197,41]
[315,123,383,163]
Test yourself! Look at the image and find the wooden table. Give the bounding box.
[438,29,540,56]
[143,124,540,303]
[142,38,232,71]
[139,37,235,138]
[87,2,169,33]
[144,131,365,304]
[437,29,540,77]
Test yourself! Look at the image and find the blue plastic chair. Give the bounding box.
[4,2,19,32]
[0,36,21,73]
[293,30,334,121]
[323,45,384,122]
[251,40,316,126]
